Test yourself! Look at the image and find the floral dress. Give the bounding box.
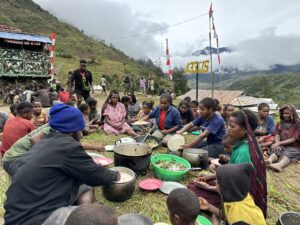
[103,102,131,135]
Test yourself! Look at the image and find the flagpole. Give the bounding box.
[209,10,214,98]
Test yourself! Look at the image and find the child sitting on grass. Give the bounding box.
[167,188,200,225]
[78,103,99,135]
[208,134,235,173]
[32,100,48,128]
[199,164,266,225]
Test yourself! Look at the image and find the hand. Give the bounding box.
[198,197,210,211]
[162,129,169,134]
[176,129,184,135]
[194,181,211,190]
[219,154,229,163]
[195,174,215,182]
[271,143,281,150]
[179,144,190,150]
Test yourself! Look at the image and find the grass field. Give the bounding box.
[0,94,299,224]
[1,130,300,224]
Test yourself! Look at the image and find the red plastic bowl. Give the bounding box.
[139,178,163,191]
[93,157,114,167]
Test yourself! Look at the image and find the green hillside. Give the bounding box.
[228,73,300,108]
[0,0,170,89]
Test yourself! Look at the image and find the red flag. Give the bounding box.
[209,3,213,17]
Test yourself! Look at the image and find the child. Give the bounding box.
[58,87,70,104]
[101,90,137,137]
[137,101,154,120]
[191,100,200,118]
[143,93,182,142]
[199,164,266,225]
[255,103,275,149]
[178,97,226,158]
[128,94,140,118]
[64,204,117,225]
[87,97,100,122]
[78,103,99,135]
[167,188,200,225]
[32,101,48,128]
[208,134,235,173]
[221,104,234,125]
[266,104,300,172]
[178,101,194,125]
[121,96,130,118]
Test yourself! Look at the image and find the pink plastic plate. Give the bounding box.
[93,157,114,167]
[139,178,163,191]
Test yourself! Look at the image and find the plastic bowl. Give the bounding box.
[151,154,191,181]
[196,215,212,225]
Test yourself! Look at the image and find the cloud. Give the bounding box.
[33,0,167,59]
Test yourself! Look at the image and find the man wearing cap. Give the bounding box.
[69,59,94,106]
[4,104,119,225]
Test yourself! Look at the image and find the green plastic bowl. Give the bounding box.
[151,154,191,181]
[196,215,212,225]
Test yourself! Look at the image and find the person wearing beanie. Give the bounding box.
[4,104,120,225]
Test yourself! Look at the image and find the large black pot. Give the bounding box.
[114,143,152,176]
[103,167,136,202]
[276,212,300,225]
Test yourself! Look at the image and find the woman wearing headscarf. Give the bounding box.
[266,104,300,172]
[190,109,267,218]
[199,164,266,225]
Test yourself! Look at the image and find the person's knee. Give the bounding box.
[76,189,94,205]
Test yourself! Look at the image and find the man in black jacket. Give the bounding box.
[4,104,119,225]
[69,59,94,106]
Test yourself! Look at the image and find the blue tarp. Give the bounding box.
[0,31,52,44]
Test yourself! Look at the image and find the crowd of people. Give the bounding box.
[0,60,299,225]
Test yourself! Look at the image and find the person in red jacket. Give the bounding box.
[59,87,71,104]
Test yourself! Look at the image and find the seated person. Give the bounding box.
[32,100,48,128]
[87,97,100,122]
[191,100,200,118]
[3,123,104,177]
[48,87,59,105]
[131,101,154,133]
[221,104,234,125]
[101,90,137,137]
[143,93,182,143]
[0,111,8,141]
[58,87,70,104]
[178,101,194,125]
[266,104,300,172]
[78,103,99,135]
[32,84,51,107]
[199,164,266,225]
[167,188,200,225]
[255,103,275,148]
[4,104,120,225]
[0,102,35,157]
[128,94,140,119]
[189,110,267,218]
[177,97,226,158]
[121,95,130,118]
[43,204,118,225]
[208,134,235,173]
[9,103,18,118]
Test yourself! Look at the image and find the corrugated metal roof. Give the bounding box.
[0,31,51,44]
[178,89,244,105]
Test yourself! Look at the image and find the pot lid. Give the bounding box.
[167,134,185,151]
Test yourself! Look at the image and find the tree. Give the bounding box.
[172,67,190,95]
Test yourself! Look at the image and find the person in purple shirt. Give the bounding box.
[139,77,146,94]
[177,97,226,158]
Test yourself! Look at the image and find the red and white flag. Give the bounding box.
[49,33,56,76]
[166,38,172,80]
[209,3,213,17]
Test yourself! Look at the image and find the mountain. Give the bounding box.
[192,46,232,56]
[0,0,169,88]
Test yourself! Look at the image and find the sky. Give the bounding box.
[33,0,300,71]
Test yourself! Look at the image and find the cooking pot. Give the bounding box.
[134,135,162,150]
[115,137,136,145]
[276,212,300,225]
[182,148,209,169]
[103,167,136,202]
[114,143,152,175]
